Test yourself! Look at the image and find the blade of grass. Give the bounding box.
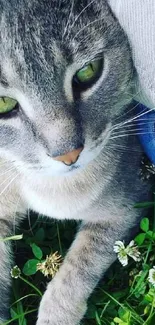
[12,282,26,325]
[56,224,63,256]
[11,294,39,306]
[19,276,42,297]
[0,234,23,242]
[101,288,143,324]
[2,309,37,325]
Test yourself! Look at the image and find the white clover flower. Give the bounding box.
[37,251,62,278]
[126,240,141,262]
[113,241,128,266]
[148,266,155,287]
[10,265,21,279]
[113,240,141,267]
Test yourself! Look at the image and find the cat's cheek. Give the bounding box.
[36,280,87,325]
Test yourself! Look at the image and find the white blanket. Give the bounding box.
[108,0,155,108]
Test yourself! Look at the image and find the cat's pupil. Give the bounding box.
[72,58,103,93]
[77,64,95,82]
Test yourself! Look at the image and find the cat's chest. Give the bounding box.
[20,173,100,220]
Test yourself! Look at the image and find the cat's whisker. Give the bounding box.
[0,172,20,197]
[113,119,155,133]
[111,122,152,132]
[129,119,155,123]
[116,121,154,129]
[112,128,150,134]
[72,16,106,41]
[134,117,155,121]
[67,0,97,40]
[12,163,32,236]
[12,194,23,236]
[122,83,144,104]
[112,107,155,131]
[73,25,103,51]
[0,161,14,167]
[123,88,140,99]
[124,107,155,123]
[62,0,75,41]
[112,123,154,130]
[114,102,140,122]
[0,166,17,178]
[0,161,30,198]
[110,132,153,140]
[119,68,135,95]
[27,204,34,235]
[0,170,19,188]
[107,144,142,153]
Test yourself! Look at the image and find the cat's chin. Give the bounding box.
[37,164,83,178]
[20,163,83,179]
[65,164,85,176]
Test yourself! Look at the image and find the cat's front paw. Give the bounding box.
[36,280,87,325]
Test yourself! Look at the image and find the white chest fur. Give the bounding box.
[20,169,100,220]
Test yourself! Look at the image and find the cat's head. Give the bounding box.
[0,0,133,177]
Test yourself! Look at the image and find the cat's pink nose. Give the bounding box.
[53,147,83,166]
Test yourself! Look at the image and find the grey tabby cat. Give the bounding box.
[0,0,152,324]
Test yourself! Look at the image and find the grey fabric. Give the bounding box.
[108,0,155,108]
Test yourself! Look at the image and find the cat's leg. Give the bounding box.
[0,220,13,323]
[37,219,136,325]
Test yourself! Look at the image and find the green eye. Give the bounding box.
[0,97,17,114]
[74,58,103,89]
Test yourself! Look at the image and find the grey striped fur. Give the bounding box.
[0,1,152,324]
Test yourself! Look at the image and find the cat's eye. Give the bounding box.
[73,58,103,92]
[76,60,101,83]
[0,97,18,114]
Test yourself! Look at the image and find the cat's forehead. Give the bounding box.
[0,0,116,93]
[1,0,110,59]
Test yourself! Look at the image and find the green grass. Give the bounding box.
[2,201,155,325]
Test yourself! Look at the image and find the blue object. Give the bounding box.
[137,104,155,164]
